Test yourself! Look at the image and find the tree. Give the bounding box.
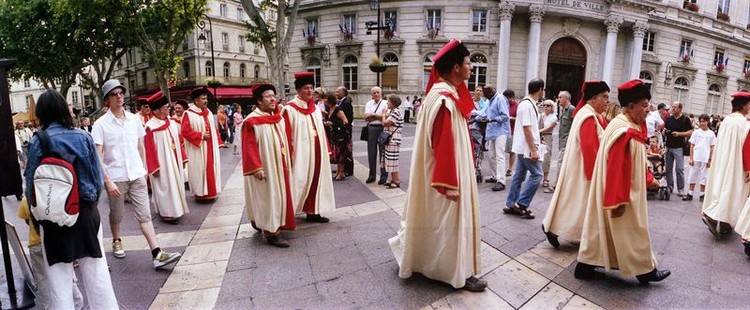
[241,0,301,99]
[130,0,208,103]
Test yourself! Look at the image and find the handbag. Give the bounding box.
[360,125,369,141]
[377,130,393,145]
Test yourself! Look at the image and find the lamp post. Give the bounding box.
[367,0,391,86]
[197,13,217,110]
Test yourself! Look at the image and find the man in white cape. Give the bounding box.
[181,87,223,201]
[543,81,609,248]
[388,39,485,292]
[143,91,189,224]
[575,79,670,285]
[281,72,334,223]
[242,84,296,247]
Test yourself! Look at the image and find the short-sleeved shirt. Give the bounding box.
[558,104,574,148]
[540,113,558,130]
[92,109,147,182]
[364,99,386,125]
[689,128,717,163]
[664,114,693,148]
[646,111,664,139]
[512,97,541,157]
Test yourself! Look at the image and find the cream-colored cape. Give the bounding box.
[577,114,657,278]
[543,104,604,242]
[703,113,750,226]
[145,118,189,218]
[388,82,481,289]
[282,97,335,214]
[243,110,293,232]
[183,105,222,197]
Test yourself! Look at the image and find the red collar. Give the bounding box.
[244,108,282,126]
[150,118,171,132]
[187,107,209,117]
[287,97,316,115]
[439,87,476,119]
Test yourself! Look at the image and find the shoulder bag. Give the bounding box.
[360,100,384,141]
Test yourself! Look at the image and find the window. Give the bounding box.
[221,32,228,45]
[707,84,722,115]
[718,0,730,13]
[342,14,356,34]
[206,61,213,77]
[382,53,399,89]
[72,91,79,105]
[305,19,318,38]
[642,32,655,52]
[679,39,692,61]
[183,62,190,77]
[182,39,188,51]
[239,35,245,52]
[254,65,260,79]
[472,9,488,33]
[23,79,30,88]
[714,48,726,67]
[203,30,212,48]
[342,55,358,90]
[639,71,653,92]
[743,57,750,74]
[422,52,435,91]
[672,77,689,103]
[237,7,244,20]
[468,54,488,91]
[141,71,147,85]
[128,49,135,65]
[426,9,441,30]
[384,10,397,31]
[240,63,246,79]
[223,62,230,77]
[25,95,30,110]
[306,58,321,88]
[220,3,227,18]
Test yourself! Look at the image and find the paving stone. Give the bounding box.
[431,289,513,310]
[484,260,549,308]
[382,194,408,210]
[316,268,387,308]
[250,256,314,296]
[309,245,368,281]
[250,284,326,309]
[515,250,565,280]
[303,226,356,256]
[191,226,237,245]
[499,233,546,258]
[351,200,391,217]
[529,241,578,268]
[199,213,243,230]
[370,262,454,309]
[226,237,259,272]
[662,236,713,265]
[480,227,510,249]
[207,203,246,217]
[359,240,396,268]
[519,282,574,310]
[327,206,357,222]
[216,267,255,302]
[236,223,260,240]
[552,262,585,293]
[561,295,604,310]
[179,240,234,265]
[478,242,511,277]
[150,287,221,310]
[160,260,228,293]
[349,217,396,246]
[253,236,307,266]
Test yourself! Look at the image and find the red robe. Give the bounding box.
[181,106,223,199]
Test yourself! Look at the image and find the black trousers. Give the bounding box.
[404,109,411,123]
[345,125,354,176]
[367,124,387,180]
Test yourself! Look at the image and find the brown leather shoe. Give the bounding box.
[266,236,290,248]
[462,276,487,292]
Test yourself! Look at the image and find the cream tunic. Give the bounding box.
[145,118,189,218]
[388,82,481,289]
[183,105,222,198]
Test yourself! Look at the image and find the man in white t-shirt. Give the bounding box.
[684,114,717,202]
[504,78,545,220]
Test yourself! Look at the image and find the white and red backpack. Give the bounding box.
[29,129,79,227]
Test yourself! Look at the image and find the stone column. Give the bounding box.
[497,2,514,91]
[629,21,649,79]
[601,15,622,86]
[525,5,544,86]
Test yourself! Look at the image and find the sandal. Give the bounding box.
[542,180,549,188]
[386,182,400,189]
[518,208,535,219]
[503,206,521,215]
[544,186,555,194]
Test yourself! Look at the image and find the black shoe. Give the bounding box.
[492,183,506,191]
[636,268,671,285]
[462,276,487,292]
[543,225,560,249]
[699,194,705,202]
[702,214,720,238]
[305,214,330,223]
[15,193,21,201]
[250,221,262,232]
[266,235,290,248]
[574,262,605,280]
[378,179,387,185]
[366,177,376,184]
[682,194,693,201]
[485,177,497,183]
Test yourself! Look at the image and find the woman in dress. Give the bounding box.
[539,99,558,190]
[323,94,350,180]
[381,94,404,188]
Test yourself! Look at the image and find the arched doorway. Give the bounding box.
[545,37,586,105]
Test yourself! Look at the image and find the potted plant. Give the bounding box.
[717,12,730,22]
[303,27,317,45]
[207,79,222,88]
[714,63,725,73]
[683,1,699,12]
[369,55,387,73]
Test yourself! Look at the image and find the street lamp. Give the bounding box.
[197,13,217,110]
[366,0,391,86]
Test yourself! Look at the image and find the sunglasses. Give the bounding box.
[109,91,124,97]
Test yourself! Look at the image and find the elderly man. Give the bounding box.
[363,86,388,184]
[282,72,334,223]
[478,84,510,191]
[575,79,669,285]
[646,103,665,142]
[182,87,223,201]
[546,90,573,193]
[543,81,609,248]
[664,101,693,196]
[389,39,485,292]
[242,84,296,247]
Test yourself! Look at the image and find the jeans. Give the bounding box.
[488,135,507,184]
[505,154,543,208]
[665,147,685,191]
[367,124,387,180]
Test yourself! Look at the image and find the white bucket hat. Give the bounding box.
[102,79,126,99]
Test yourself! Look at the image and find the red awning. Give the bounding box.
[208,87,253,99]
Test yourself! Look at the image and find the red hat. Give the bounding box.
[730,91,750,110]
[617,79,651,107]
[294,71,315,90]
[251,83,276,105]
[146,91,169,110]
[190,86,212,99]
[573,81,610,117]
[425,39,470,94]
[174,99,189,109]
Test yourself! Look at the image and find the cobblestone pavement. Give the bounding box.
[3,123,750,309]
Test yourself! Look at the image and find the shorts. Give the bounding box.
[108,177,152,224]
[687,161,709,186]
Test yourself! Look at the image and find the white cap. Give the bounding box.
[102,79,126,99]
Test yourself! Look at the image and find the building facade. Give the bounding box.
[291,0,750,116]
[10,78,88,115]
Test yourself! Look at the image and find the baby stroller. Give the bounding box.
[647,153,670,200]
[468,117,485,183]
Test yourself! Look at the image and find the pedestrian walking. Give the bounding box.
[363,86,387,184]
[182,86,223,202]
[323,93,350,181]
[546,90,572,193]
[504,90,518,177]
[335,86,354,177]
[664,101,693,196]
[478,84,510,191]
[539,99,558,188]
[232,103,243,155]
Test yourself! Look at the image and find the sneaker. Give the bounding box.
[112,240,126,259]
[682,194,693,201]
[505,170,512,177]
[153,251,181,269]
[485,177,497,183]
[699,194,705,202]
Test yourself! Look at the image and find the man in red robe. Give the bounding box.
[181,87,223,201]
[576,79,669,284]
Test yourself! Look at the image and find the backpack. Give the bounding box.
[29,129,80,227]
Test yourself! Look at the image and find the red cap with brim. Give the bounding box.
[573,80,610,117]
[146,91,169,110]
[190,86,212,99]
[617,79,651,107]
[294,71,315,90]
[251,83,275,105]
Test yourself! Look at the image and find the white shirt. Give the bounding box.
[364,98,387,125]
[92,109,147,182]
[15,128,32,144]
[540,113,558,129]
[689,128,717,163]
[646,110,664,139]
[403,99,413,109]
[512,97,542,157]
